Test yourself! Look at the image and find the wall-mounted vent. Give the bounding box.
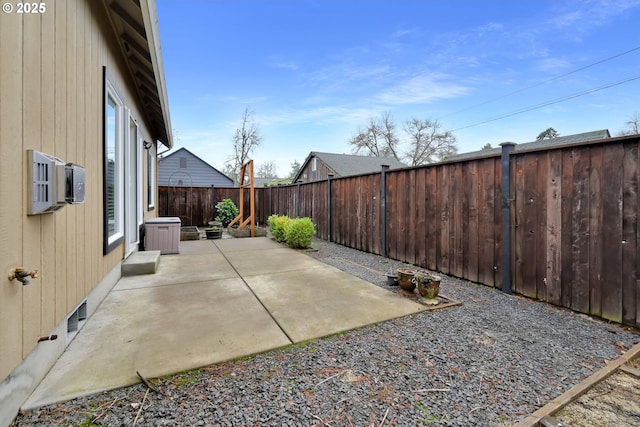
[28,150,66,215]
[67,300,88,342]
[27,150,86,215]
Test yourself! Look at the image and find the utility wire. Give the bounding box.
[440,45,640,119]
[451,74,640,132]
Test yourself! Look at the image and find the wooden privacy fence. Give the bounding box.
[159,134,640,327]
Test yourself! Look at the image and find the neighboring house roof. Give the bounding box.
[447,129,611,162]
[158,147,234,187]
[293,151,406,182]
[104,0,173,148]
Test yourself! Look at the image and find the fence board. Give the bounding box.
[406,169,417,265]
[534,153,548,300]
[494,159,503,290]
[415,168,427,267]
[513,155,525,295]
[426,167,438,270]
[466,161,479,282]
[398,170,411,264]
[601,143,624,323]
[371,175,381,255]
[570,148,590,313]
[588,146,604,317]
[387,172,397,259]
[560,150,575,308]
[451,163,464,277]
[437,165,450,274]
[478,158,496,286]
[545,151,562,305]
[622,143,638,325]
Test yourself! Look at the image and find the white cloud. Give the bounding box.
[375,74,469,106]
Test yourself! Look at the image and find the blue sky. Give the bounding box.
[156,0,640,177]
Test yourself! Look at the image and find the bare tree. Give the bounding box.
[349,113,401,161]
[348,113,457,166]
[256,161,278,178]
[403,118,457,165]
[617,113,640,135]
[226,107,262,183]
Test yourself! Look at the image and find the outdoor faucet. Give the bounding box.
[8,267,38,286]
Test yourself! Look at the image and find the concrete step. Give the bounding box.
[122,250,161,276]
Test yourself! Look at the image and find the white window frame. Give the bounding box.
[103,69,125,254]
[148,142,156,211]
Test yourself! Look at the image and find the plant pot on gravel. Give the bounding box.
[397,267,417,292]
[414,272,441,305]
[205,227,222,239]
[386,272,398,286]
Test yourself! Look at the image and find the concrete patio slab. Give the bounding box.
[23,238,426,412]
[244,265,427,343]
[222,246,324,276]
[114,252,236,291]
[214,236,281,252]
[23,277,291,410]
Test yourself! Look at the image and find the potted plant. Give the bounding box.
[396,267,417,292]
[214,198,239,228]
[414,272,441,305]
[205,226,222,239]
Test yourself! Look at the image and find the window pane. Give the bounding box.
[106,96,118,237]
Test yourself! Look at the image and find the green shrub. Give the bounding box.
[215,198,239,227]
[268,214,290,242]
[285,217,316,249]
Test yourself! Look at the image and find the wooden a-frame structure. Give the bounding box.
[228,160,256,237]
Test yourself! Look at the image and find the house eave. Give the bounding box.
[103,0,173,148]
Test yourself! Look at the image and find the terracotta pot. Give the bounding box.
[414,272,441,304]
[396,268,417,292]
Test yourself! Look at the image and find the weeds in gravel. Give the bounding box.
[167,368,203,386]
[74,418,100,427]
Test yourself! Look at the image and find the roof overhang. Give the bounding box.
[103,0,173,148]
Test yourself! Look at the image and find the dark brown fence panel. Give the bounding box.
[511,138,640,326]
[158,186,212,226]
[160,135,640,327]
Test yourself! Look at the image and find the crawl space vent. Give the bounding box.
[67,300,87,342]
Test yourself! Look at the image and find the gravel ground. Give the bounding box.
[12,239,640,426]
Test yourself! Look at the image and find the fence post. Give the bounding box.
[500,142,516,294]
[380,165,390,258]
[327,174,334,242]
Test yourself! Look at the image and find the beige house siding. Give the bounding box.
[0,0,159,387]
